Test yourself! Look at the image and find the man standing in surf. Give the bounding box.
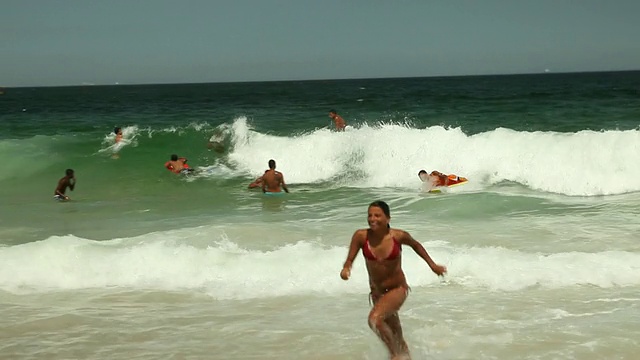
[329,109,346,131]
[340,200,447,360]
[261,159,289,194]
[54,169,76,201]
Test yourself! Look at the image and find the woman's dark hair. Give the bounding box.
[114,127,121,134]
[369,200,391,228]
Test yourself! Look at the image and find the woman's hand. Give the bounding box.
[340,266,351,280]
[430,264,447,276]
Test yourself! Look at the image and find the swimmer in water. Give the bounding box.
[328,109,346,131]
[165,154,195,175]
[54,169,76,201]
[114,127,123,143]
[261,159,289,194]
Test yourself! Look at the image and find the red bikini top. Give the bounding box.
[362,236,401,261]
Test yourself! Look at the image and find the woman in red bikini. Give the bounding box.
[340,200,447,360]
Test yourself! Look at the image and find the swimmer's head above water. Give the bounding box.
[418,169,429,182]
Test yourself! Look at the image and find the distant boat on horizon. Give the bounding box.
[0,87,5,95]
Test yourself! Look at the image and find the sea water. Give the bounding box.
[1,72,639,359]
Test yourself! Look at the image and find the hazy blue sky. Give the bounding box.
[2,1,639,87]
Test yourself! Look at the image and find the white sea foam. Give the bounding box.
[1,229,638,299]
[226,118,640,196]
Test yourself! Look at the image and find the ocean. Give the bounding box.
[0,71,639,359]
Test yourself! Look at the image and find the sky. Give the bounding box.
[2,0,639,87]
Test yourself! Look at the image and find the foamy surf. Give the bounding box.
[1,231,638,298]
[226,119,640,196]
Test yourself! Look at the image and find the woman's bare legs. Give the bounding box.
[368,287,409,359]
[385,312,410,357]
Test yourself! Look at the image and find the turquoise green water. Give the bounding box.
[1,71,639,359]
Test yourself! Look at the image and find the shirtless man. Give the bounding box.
[329,109,346,131]
[114,127,123,143]
[261,159,289,193]
[54,169,75,201]
[430,170,450,186]
[112,127,123,159]
[165,154,194,174]
[418,169,465,187]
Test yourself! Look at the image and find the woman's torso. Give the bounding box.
[361,229,407,292]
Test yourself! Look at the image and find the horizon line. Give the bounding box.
[3,68,639,90]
